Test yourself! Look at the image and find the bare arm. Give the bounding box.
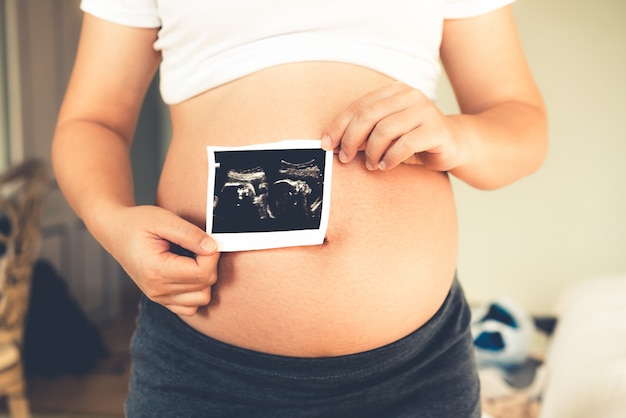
[52,14,219,315]
[441,6,548,189]
[322,6,548,190]
[53,14,158,226]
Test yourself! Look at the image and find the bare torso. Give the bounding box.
[156,62,458,357]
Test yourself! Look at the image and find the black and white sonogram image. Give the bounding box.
[212,148,327,233]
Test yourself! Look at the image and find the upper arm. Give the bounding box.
[440,6,544,115]
[57,13,161,143]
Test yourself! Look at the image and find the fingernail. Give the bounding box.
[321,134,332,150]
[378,160,388,170]
[339,150,348,163]
[365,161,376,171]
[200,237,218,253]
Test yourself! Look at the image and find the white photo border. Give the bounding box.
[206,140,333,252]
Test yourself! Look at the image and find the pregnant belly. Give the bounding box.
[156,62,459,356]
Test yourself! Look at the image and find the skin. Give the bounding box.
[52,6,547,356]
[323,9,547,188]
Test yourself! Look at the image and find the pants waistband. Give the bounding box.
[138,276,470,385]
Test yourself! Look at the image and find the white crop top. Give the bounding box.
[80,0,515,104]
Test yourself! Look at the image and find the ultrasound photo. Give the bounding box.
[206,140,333,252]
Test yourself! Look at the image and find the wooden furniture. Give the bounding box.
[0,160,49,418]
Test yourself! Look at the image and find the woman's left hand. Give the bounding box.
[321,81,465,172]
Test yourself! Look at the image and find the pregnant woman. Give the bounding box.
[52,1,547,416]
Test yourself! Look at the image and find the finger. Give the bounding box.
[139,264,215,306]
[364,107,422,170]
[153,250,219,285]
[135,253,215,306]
[321,83,405,154]
[169,287,213,308]
[152,211,218,256]
[379,129,444,170]
[166,305,199,316]
[402,153,426,166]
[321,109,360,155]
[378,133,421,170]
[159,288,213,316]
[339,85,423,163]
[163,291,211,316]
[146,279,214,297]
[339,96,413,164]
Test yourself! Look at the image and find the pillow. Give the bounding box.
[539,276,626,418]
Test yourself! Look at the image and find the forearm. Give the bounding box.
[437,5,548,190]
[51,119,136,251]
[448,100,548,190]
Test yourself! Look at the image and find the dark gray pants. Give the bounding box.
[126,278,480,417]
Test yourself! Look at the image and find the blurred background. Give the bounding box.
[0,0,624,416]
[439,0,626,314]
[3,0,624,323]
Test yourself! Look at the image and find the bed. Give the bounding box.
[480,275,626,418]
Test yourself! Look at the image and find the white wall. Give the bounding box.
[437,0,626,314]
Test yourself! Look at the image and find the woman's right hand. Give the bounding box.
[105,205,220,316]
[50,15,222,316]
